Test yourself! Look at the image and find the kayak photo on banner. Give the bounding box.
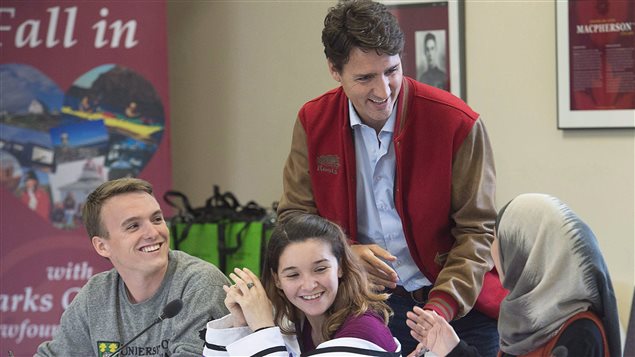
[0,2,172,355]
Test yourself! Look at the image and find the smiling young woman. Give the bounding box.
[203,214,401,356]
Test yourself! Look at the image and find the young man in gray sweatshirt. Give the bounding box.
[36,178,230,356]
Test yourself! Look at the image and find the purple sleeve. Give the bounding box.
[333,312,398,352]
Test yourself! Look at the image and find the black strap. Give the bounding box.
[170,221,182,250]
[217,221,226,273]
[254,326,276,333]
[205,341,286,356]
[251,346,287,357]
[301,346,401,357]
[260,221,270,279]
[205,185,241,217]
[163,190,194,216]
[223,220,251,254]
[204,342,227,351]
[169,217,199,251]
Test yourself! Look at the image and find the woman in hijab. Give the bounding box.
[406,193,621,357]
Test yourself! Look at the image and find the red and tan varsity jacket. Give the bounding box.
[278,77,507,320]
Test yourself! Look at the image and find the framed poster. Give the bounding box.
[386,0,466,100]
[556,0,635,129]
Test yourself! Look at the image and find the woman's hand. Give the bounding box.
[227,267,275,332]
[223,284,247,327]
[406,307,460,357]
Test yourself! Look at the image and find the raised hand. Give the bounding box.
[406,307,460,357]
[227,267,275,332]
[222,284,247,327]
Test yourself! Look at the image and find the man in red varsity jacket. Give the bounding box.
[277,1,506,356]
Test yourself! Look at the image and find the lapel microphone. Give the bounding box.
[109,299,183,357]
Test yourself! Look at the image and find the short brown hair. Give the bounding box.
[82,177,153,239]
[322,0,404,72]
[262,214,392,340]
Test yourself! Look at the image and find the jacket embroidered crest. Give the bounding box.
[317,155,340,175]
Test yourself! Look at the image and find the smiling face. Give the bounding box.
[91,191,170,282]
[274,238,342,320]
[329,47,403,132]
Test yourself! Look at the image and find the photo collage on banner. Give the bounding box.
[0,2,171,354]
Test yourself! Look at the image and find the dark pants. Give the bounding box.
[387,293,499,357]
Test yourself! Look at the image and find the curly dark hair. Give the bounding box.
[322,0,404,72]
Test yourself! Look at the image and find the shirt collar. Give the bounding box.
[348,99,397,134]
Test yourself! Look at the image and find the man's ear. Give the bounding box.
[328,60,342,82]
[92,236,110,259]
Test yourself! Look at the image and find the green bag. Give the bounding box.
[169,220,270,276]
[224,221,272,276]
[169,222,219,268]
[165,187,274,277]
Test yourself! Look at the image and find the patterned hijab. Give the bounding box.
[495,193,621,357]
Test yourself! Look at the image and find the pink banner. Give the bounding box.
[0,2,171,354]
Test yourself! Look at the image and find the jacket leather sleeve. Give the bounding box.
[426,118,497,319]
[277,117,318,223]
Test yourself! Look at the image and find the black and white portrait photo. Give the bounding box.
[416,30,448,90]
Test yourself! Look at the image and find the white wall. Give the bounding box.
[466,1,634,330]
[167,1,333,210]
[167,1,634,328]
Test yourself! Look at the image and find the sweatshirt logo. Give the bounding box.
[317,155,340,175]
[97,341,120,357]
